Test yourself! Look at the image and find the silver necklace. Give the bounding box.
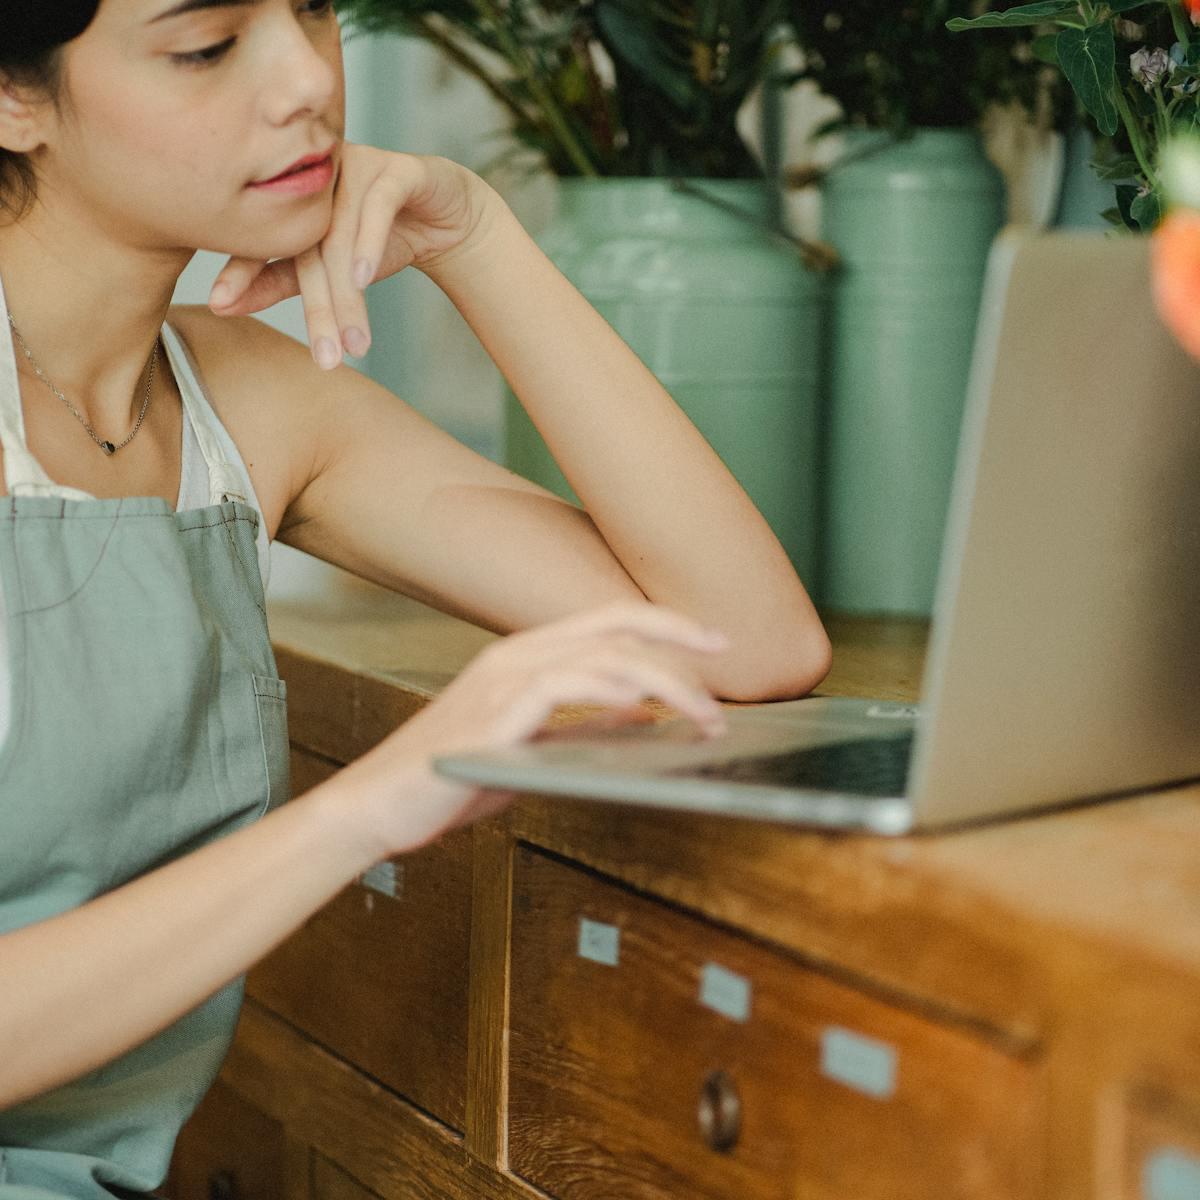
[6,310,157,456]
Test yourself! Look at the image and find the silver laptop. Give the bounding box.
[433,228,1200,835]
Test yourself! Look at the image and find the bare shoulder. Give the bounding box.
[166,304,330,540]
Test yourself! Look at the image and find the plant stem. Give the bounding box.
[1115,83,1157,184]
[468,0,600,176]
[410,15,533,130]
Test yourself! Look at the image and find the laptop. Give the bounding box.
[433,228,1200,835]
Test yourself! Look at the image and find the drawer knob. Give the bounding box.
[208,1169,239,1200]
[697,1070,741,1153]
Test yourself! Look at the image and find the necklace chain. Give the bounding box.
[5,310,157,456]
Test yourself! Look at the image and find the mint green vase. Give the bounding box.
[504,178,824,583]
[820,128,1005,616]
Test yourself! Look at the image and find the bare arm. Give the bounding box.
[419,196,832,699]
[0,769,378,1111]
[0,601,726,1112]
[202,152,831,701]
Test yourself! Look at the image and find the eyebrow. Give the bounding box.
[149,0,258,23]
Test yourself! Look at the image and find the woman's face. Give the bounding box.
[32,0,345,260]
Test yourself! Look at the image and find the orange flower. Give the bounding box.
[1152,210,1200,359]
[1187,0,1200,16]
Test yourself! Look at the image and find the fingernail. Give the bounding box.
[314,337,340,370]
[342,326,370,358]
[353,258,373,288]
[209,282,234,308]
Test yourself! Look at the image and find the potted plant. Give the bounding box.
[949,0,1200,232]
[333,0,833,582]
[785,1,1052,617]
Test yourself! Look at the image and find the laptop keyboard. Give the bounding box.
[667,733,914,797]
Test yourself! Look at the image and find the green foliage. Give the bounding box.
[949,0,1200,231]
[1057,23,1118,134]
[785,1,1058,137]
[332,0,789,178]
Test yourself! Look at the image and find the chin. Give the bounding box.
[205,200,335,261]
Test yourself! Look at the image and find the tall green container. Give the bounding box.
[504,177,825,584]
[820,128,1005,615]
[1052,124,1118,230]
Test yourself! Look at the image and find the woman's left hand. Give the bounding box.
[205,144,501,369]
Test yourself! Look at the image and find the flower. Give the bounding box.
[1152,134,1200,358]
[951,2,1200,231]
[1132,46,1172,91]
[1152,210,1200,358]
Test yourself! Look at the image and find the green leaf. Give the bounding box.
[1115,182,1141,229]
[946,1,1080,32]
[1172,106,1200,135]
[592,2,698,112]
[1032,33,1060,65]
[1091,152,1140,179]
[1104,0,1160,12]
[1130,188,1162,230]
[1057,24,1118,136]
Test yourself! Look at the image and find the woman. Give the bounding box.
[0,1,831,1196]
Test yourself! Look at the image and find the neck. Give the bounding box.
[0,197,193,436]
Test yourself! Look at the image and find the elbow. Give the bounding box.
[714,622,833,703]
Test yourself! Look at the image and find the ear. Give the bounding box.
[0,76,50,156]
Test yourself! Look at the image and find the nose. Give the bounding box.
[260,13,341,127]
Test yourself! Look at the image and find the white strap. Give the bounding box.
[0,266,241,507]
[0,272,73,497]
[159,324,247,507]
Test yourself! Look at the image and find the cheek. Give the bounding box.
[65,88,212,203]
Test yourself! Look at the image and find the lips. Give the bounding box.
[256,149,333,185]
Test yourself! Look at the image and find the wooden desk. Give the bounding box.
[167,577,1200,1200]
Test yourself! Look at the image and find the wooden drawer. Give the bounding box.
[246,747,473,1132]
[509,846,1041,1200]
[310,1153,383,1200]
[168,1077,299,1200]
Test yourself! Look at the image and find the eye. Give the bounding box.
[170,37,235,67]
[300,0,334,11]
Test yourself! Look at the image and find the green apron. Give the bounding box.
[0,271,291,1199]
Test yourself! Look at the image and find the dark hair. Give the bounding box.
[0,1,101,219]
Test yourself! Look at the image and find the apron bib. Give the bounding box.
[0,271,290,1199]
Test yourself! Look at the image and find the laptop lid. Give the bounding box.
[907,228,1200,829]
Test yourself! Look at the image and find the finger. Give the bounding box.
[323,244,371,360]
[210,258,301,315]
[352,167,418,289]
[294,246,342,370]
[531,703,658,742]
[575,650,726,733]
[488,672,652,745]
[321,161,373,358]
[498,666,724,747]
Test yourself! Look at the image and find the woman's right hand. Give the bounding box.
[338,601,731,859]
